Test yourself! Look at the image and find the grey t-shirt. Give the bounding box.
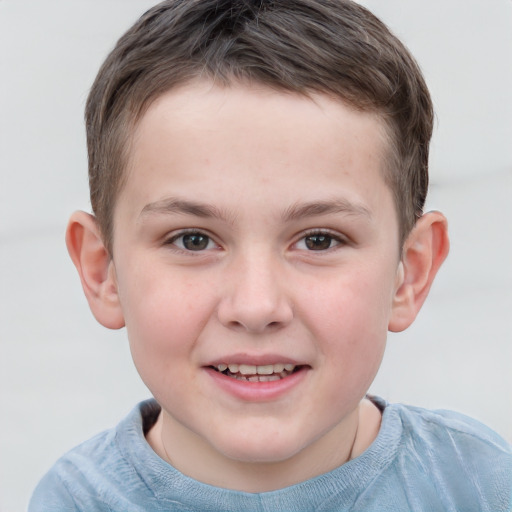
[29,397,512,511]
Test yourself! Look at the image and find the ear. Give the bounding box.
[388,211,449,332]
[65,211,125,329]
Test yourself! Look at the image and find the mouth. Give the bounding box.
[209,363,303,382]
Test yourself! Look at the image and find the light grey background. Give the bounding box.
[1,1,511,510]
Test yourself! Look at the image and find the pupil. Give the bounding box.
[305,235,331,250]
[183,233,209,251]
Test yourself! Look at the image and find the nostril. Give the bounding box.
[217,293,294,333]
[225,319,284,333]
[228,320,245,329]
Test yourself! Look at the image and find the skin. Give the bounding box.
[67,80,449,492]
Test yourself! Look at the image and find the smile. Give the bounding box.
[210,363,299,382]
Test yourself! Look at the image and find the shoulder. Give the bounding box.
[391,402,512,455]
[28,428,114,512]
[380,401,512,511]
[28,400,161,512]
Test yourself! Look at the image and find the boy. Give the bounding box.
[30,0,511,510]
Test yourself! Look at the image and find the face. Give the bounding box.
[110,81,403,482]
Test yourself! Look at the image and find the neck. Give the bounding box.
[146,398,381,492]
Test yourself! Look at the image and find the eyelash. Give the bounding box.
[164,229,346,253]
[294,229,347,252]
[164,229,219,253]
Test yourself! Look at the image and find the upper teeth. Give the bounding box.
[216,363,295,375]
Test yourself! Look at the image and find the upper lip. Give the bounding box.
[204,353,307,368]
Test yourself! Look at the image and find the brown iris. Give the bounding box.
[304,234,333,251]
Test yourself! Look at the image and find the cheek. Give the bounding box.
[306,266,395,338]
[301,266,393,381]
[116,264,215,376]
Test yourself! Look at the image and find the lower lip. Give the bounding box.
[204,367,309,402]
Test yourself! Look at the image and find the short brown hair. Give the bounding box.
[86,0,433,254]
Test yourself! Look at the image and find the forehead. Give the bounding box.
[118,80,394,226]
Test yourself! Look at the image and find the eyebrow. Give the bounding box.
[139,197,235,223]
[281,199,372,222]
[139,197,372,223]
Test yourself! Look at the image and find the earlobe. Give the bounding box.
[65,211,125,329]
[388,211,450,332]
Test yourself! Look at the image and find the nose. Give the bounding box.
[217,251,294,333]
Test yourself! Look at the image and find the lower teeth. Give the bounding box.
[242,374,281,382]
[226,370,291,382]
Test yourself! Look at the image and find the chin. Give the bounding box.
[212,430,309,465]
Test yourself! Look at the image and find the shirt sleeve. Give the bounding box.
[28,469,79,512]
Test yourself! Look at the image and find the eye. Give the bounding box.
[167,231,217,251]
[295,231,344,251]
